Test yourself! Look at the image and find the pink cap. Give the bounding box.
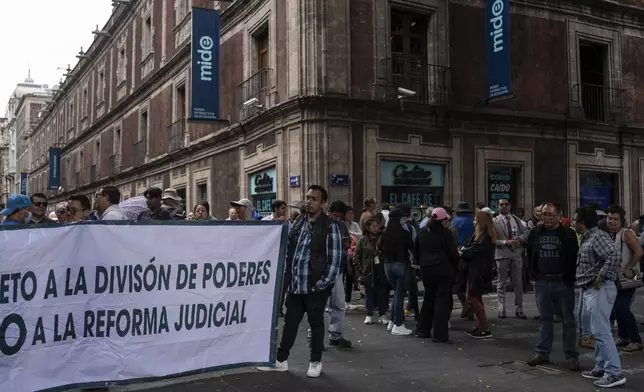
[431,207,450,221]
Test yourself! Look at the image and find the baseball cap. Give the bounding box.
[0,194,32,216]
[162,188,182,201]
[230,198,253,209]
[481,207,495,216]
[431,207,450,221]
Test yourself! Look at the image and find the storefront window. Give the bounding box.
[197,183,207,202]
[380,160,444,216]
[579,171,618,211]
[487,166,517,212]
[249,167,277,218]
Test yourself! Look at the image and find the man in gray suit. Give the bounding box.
[494,199,528,319]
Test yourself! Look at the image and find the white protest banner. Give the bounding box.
[0,221,287,392]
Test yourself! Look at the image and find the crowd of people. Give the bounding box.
[1,185,641,389]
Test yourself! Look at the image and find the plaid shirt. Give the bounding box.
[575,226,621,287]
[289,217,343,294]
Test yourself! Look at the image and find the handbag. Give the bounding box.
[616,230,643,290]
[616,268,643,290]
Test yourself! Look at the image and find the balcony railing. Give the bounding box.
[238,68,272,118]
[108,154,120,176]
[168,119,186,153]
[134,140,146,167]
[570,83,627,125]
[90,165,98,183]
[379,58,451,106]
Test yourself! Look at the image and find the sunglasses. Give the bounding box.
[33,202,48,207]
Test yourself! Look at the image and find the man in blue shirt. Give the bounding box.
[0,194,33,225]
[452,202,475,247]
[258,185,343,378]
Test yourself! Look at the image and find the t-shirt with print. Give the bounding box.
[537,228,565,276]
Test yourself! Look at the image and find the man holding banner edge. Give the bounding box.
[258,184,344,378]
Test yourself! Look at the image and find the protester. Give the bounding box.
[141,187,173,220]
[523,203,580,370]
[27,193,54,224]
[67,195,91,222]
[460,210,497,339]
[263,200,288,221]
[257,185,343,378]
[230,198,254,220]
[414,207,459,342]
[94,187,127,220]
[194,201,217,221]
[575,206,626,388]
[0,194,33,225]
[494,198,529,319]
[161,188,186,220]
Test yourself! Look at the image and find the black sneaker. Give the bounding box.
[581,369,604,380]
[465,327,479,337]
[469,329,492,339]
[329,338,352,348]
[593,374,626,388]
[515,311,528,320]
[526,356,549,366]
[498,311,507,319]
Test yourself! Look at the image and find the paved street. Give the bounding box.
[97,291,644,392]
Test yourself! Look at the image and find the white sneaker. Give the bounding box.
[257,360,288,372]
[306,361,322,378]
[364,316,373,324]
[379,315,390,325]
[391,324,413,336]
[387,320,394,331]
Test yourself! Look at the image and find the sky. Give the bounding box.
[0,0,114,116]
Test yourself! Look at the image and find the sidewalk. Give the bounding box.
[105,292,644,392]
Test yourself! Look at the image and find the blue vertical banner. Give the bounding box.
[190,8,221,121]
[20,172,28,195]
[48,147,62,189]
[485,0,511,99]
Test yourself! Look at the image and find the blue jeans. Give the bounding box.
[614,288,641,344]
[577,288,592,339]
[534,280,578,359]
[384,262,406,326]
[583,281,622,377]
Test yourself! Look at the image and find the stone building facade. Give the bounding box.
[25,0,644,221]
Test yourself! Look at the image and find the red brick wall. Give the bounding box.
[100,128,114,178]
[134,16,142,85]
[623,35,644,123]
[350,0,374,95]
[275,0,287,103]
[449,4,568,114]
[149,86,172,158]
[121,112,139,168]
[153,0,163,70]
[165,0,177,60]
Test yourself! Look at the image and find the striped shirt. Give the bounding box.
[290,217,343,294]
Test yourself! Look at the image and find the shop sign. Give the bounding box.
[579,171,617,211]
[331,174,349,186]
[380,160,444,187]
[488,167,514,211]
[249,167,276,213]
[380,160,445,207]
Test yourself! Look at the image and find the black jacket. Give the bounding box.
[413,222,460,270]
[525,225,579,287]
[460,232,495,296]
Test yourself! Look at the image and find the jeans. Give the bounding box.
[418,265,454,341]
[384,262,406,326]
[614,288,641,344]
[496,256,524,312]
[344,270,354,303]
[277,289,330,363]
[583,281,622,377]
[365,278,388,317]
[577,288,592,339]
[534,280,578,360]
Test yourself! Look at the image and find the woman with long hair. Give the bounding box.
[354,217,389,325]
[413,207,460,342]
[461,210,497,339]
[382,208,414,335]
